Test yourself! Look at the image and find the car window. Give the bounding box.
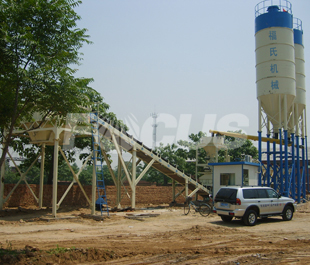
[266,189,279,198]
[243,189,257,199]
[256,189,268,198]
[215,188,237,202]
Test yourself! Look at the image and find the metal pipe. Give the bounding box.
[291,133,295,199]
[279,129,283,194]
[296,135,301,203]
[267,133,270,187]
[302,137,306,201]
[273,141,277,190]
[258,131,262,186]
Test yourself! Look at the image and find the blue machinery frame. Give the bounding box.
[258,130,309,203]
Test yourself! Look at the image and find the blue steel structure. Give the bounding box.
[255,0,308,203]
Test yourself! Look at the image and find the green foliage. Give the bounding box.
[143,131,258,183]
[143,132,207,184]
[0,0,93,129]
[218,130,258,162]
[0,0,98,171]
[47,244,70,255]
[0,240,26,257]
[79,165,115,186]
[3,160,20,184]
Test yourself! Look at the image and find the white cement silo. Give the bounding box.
[293,18,306,135]
[255,3,295,134]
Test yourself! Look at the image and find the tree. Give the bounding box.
[178,131,208,176]
[218,130,258,162]
[144,131,258,184]
[0,0,94,173]
[144,132,207,184]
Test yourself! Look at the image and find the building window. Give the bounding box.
[220,173,235,186]
[243,169,249,186]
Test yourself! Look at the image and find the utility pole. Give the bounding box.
[151,112,158,149]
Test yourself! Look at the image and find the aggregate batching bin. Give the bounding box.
[255,2,296,132]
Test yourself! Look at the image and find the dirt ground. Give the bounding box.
[0,201,310,265]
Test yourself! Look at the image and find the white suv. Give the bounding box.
[213,186,297,226]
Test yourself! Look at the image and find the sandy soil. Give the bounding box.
[0,202,310,264]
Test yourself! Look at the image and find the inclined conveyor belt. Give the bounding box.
[90,113,210,196]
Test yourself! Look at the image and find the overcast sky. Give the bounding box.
[74,0,310,148]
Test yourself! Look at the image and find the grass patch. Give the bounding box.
[0,240,26,257]
[47,244,75,255]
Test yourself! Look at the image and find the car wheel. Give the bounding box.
[243,210,257,226]
[221,216,233,223]
[282,206,293,221]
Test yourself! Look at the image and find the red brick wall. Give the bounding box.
[2,184,187,208]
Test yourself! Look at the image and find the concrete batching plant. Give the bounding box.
[255,0,308,202]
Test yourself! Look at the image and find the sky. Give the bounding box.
[74,0,310,149]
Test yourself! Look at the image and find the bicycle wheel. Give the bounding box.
[199,203,211,217]
[184,203,191,215]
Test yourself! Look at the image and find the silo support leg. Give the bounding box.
[185,179,189,197]
[131,148,136,209]
[52,134,60,218]
[116,155,122,209]
[172,180,176,202]
[39,144,45,209]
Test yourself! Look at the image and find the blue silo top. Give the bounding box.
[255,0,293,33]
[294,18,303,45]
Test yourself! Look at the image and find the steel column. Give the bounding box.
[296,135,301,203]
[185,178,188,197]
[131,147,137,209]
[52,128,60,217]
[267,134,270,186]
[39,144,45,209]
[258,131,262,186]
[273,141,277,190]
[302,137,306,200]
[284,130,289,196]
[92,151,96,215]
[279,129,284,194]
[117,154,122,209]
[291,133,296,199]
[306,136,309,192]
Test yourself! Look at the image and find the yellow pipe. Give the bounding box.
[209,130,293,146]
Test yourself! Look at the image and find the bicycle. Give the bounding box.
[184,197,212,217]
